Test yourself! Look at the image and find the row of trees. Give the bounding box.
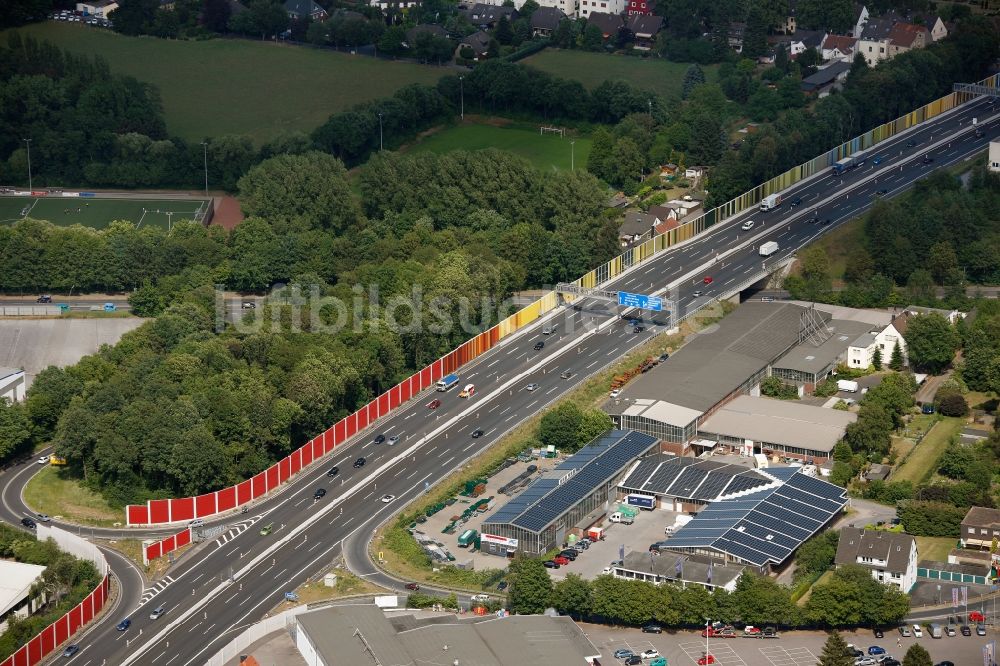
[0,527,103,660]
[505,557,909,628]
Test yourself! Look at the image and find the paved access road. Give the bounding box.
[6,96,998,666]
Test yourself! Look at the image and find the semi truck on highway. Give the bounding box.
[759,193,782,211]
[759,241,779,257]
[437,374,460,391]
[832,150,867,175]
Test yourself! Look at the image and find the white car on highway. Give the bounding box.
[381,494,396,503]
[525,383,539,391]
[741,220,755,230]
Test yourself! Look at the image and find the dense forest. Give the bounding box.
[0,149,619,505]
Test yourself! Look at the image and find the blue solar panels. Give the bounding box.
[498,430,657,533]
[662,468,847,566]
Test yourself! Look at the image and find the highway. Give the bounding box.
[2,95,997,666]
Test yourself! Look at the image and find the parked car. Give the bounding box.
[976,624,986,636]
[471,594,491,602]
[313,488,326,500]
[496,581,508,591]
[559,550,578,560]
[241,302,256,309]
[327,466,339,477]
[640,649,659,659]
[613,648,635,659]
[868,646,886,655]
[898,626,911,637]
[353,457,366,468]
[641,623,663,634]
[189,518,204,527]
[624,656,642,666]
[960,625,971,636]
[552,556,570,566]
[873,628,884,638]
[854,658,876,666]
[912,625,923,638]
[697,655,716,665]
[847,646,864,658]
[542,560,560,569]
[115,619,131,632]
[609,389,622,399]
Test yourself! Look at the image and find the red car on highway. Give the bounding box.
[703,276,713,284]
[427,399,442,409]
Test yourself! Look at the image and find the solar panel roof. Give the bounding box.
[662,468,847,566]
[486,430,657,534]
[619,454,772,501]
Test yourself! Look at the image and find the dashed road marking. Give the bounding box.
[139,575,176,606]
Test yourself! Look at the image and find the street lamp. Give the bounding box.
[200,141,208,197]
[378,112,384,151]
[22,139,32,191]
[570,140,575,171]
[459,76,465,121]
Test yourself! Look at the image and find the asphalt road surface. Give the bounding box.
[5,96,998,666]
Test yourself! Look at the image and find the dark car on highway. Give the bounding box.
[789,196,802,207]
[21,518,36,529]
[115,619,131,632]
[471,429,484,438]
[875,189,888,196]
[37,295,52,303]
[533,340,544,351]
[921,155,935,164]
[313,488,326,500]
[61,645,80,658]
[327,466,339,477]
[353,457,366,468]
[373,434,385,444]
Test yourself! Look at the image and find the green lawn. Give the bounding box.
[891,416,964,485]
[915,536,957,562]
[409,123,592,172]
[23,466,122,527]
[6,23,448,143]
[522,49,719,101]
[0,195,209,229]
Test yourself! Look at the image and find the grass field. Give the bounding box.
[0,196,209,229]
[891,416,964,485]
[915,536,957,562]
[6,23,447,143]
[24,466,121,527]
[522,50,719,101]
[409,123,593,172]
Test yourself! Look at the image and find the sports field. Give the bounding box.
[5,23,447,144]
[409,123,592,172]
[522,50,719,101]
[0,196,209,230]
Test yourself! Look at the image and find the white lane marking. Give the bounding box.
[441,456,455,467]
[505,415,515,422]
[463,441,478,452]
[545,386,558,395]
[467,372,477,379]
[586,359,599,369]
[363,491,373,500]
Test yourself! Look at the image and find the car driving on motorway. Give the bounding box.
[116,619,131,632]
[313,488,326,500]
[471,429,484,438]
[525,383,539,391]
[353,457,366,468]
[427,399,441,409]
[381,494,396,503]
[149,605,166,620]
[327,466,339,477]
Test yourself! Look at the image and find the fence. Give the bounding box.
[124,72,999,527]
[143,528,192,565]
[0,527,111,666]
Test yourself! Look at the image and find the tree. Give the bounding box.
[897,501,965,537]
[202,0,232,32]
[871,347,882,371]
[682,64,706,100]
[128,280,165,317]
[889,341,904,371]
[551,574,592,620]
[937,392,968,417]
[902,643,932,666]
[112,0,159,35]
[0,399,31,464]
[507,555,552,614]
[377,25,407,56]
[818,631,853,666]
[494,15,513,45]
[905,314,959,374]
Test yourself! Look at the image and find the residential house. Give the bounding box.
[990,140,1000,174]
[76,0,117,17]
[820,34,857,62]
[586,11,624,37]
[857,17,928,66]
[835,527,918,592]
[924,15,947,41]
[284,0,327,20]
[864,463,891,482]
[538,0,577,18]
[886,22,928,58]
[800,60,851,97]
[467,3,517,28]
[846,314,909,369]
[960,506,1000,550]
[530,6,566,36]
[852,3,870,38]
[607,192,629,209]
[782,28,825,56]
[626,0,654,16]
[684,166,705,179]
[901,304,966,325]
[727,22,745,53]
[650,197,702,222]
[458,30,493,59]
[626,14,662,50]
[373,0,422,13]
[658,162,679,179]
[580,0,624,20]
[619,212,661,246]
[404,24,448,47]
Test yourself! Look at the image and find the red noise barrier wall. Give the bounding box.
[0,575,110,666]
[143,528,192,563]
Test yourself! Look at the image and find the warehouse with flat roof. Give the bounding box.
[697,395,857,461]
[618,454,775,511]
[481,430,658,556]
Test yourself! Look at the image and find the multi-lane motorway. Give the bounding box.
[1,95,997,666]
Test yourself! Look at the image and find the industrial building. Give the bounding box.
[0,561,47,634]
[659,467,847,571]
[612,551,746,592]
[607,301,875,461]
[618,454,774,511]
[481,430,658,556]
[294,605,601,666]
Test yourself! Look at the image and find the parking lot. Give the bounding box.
[582,623,993,666]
